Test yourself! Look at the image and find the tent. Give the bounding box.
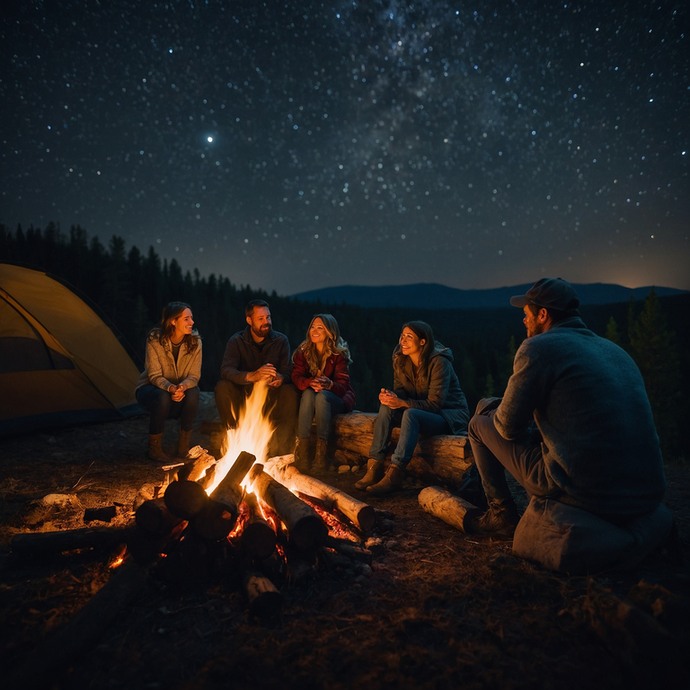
[0,263,142,435]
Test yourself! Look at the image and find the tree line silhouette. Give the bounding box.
[1,222,687,460]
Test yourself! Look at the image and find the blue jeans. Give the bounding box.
[369,404,451,469]
[297,389,346,441]
[136,385,200,435]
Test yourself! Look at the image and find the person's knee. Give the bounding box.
[314,391,330,410]
[468,414,485,442]
[377,403,393,419]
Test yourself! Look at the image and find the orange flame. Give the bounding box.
[205,382,276,494]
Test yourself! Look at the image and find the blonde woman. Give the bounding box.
[291,314,355,472]
[135,302,201,460]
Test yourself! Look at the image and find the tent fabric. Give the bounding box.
[0,263,142,435]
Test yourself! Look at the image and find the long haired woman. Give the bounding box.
[291,314,355,472]
[356,321,469,494]
[135,302,202,460]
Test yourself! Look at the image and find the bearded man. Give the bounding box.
[468,278,668,548]
[214,299,299,457]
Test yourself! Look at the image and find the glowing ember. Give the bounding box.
[299,495,361,542]
[205,382,275,494]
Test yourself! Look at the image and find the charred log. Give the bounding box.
[136,497,184,535]
[193,451,256,541]
[263,461,375,533]
[163,480,210,520]
[248,464,328,551]
[10,526,136,558]
[239,492,277,560]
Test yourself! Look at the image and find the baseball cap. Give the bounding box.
[510,278,580,311]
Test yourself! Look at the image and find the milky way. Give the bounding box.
[2,1,688,294]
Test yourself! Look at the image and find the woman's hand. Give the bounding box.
[379,388,407,409]
[311,376,332,392]
[169,384,186,402]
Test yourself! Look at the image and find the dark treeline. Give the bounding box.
[2,223,688,460]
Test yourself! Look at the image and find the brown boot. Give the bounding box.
[177,429,192,458]
[294,437,310,472]
[367,465,405,495]
[312,439,328,471]
[148,433,170,462]
[355,459,385,491]
[469,498,519,539]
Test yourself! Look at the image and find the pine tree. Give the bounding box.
[605,316,621,345]
[629,288,681,457]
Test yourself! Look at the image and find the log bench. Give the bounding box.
[331,411,474,489]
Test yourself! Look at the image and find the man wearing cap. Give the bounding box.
[467,277,667,541]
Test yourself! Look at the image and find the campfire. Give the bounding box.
[12,383,377,619]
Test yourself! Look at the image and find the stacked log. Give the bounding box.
[247,464,328,551]
[333,411,474,488]
[262,460,375,533]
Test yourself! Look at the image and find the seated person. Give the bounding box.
[291,314,356,473]
[357,321,469,495]
[214,299,299,458]
[136,302,201,461]
[468,278,668,550]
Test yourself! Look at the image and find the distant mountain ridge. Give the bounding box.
[292,282,687,310]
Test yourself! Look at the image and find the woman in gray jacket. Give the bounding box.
[135,302,202,460]
[356,321,469,495]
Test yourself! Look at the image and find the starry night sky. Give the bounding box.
[2,1,688,295]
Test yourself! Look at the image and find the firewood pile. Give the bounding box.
[10,446,379,615]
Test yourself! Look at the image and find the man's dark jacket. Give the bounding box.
[220,327,291,385]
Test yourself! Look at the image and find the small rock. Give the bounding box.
[356,563,372,578]
[338,465,350,474]
[386,539,399,551]
[351,465,360,473]
[41,493,79,508]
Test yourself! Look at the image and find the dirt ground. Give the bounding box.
[1,403,689,690]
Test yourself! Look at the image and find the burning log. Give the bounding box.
[239,492,277,560]
[333,411,474,489]
[263,460,376,533]
[135,497,184,535]
[193,451,256,541]
[243,570,282,617]
[418,486,482,534]
[163,480,210,520]
[10,526,136,558]
[248,464,328,551]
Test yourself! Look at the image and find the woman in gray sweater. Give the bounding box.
[135,302,202,460]
[357,321,469,495]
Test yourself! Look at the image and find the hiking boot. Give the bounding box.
[294,437,310,473]
[312,439,328,472]
[470,498,519,539]
[366,465,405,496]
[355,459,385,491]
[148,433,170,462]
[177,429,192,458]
